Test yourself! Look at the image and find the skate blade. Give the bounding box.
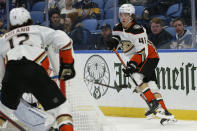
[160,118,177,126]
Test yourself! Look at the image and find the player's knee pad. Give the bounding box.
[47,101,73,126]
[129,72,144,88]
[147,81,160,94]
[139,83,149,92]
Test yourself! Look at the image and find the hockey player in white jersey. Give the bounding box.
[0,7,75,131]
[106,4,176,124]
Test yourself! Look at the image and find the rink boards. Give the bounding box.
[72,49,197,121]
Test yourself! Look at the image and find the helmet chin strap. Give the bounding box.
[123,17,133,29]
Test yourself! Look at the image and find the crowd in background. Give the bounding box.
[0,0,197,49]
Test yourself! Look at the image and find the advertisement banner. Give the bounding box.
[71,50,197,120]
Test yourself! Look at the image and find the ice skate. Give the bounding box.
[145,101,176,121]
[159,110,177,125]
[145,99,159,119]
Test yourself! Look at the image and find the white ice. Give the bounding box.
[106,117,197,131]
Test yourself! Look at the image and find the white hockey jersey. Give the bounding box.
[113,23,148,58]
[113,23,159,66]
[0,25,72,85]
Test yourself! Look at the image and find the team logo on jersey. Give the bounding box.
[84,55,110,99]
[122,40,134,53]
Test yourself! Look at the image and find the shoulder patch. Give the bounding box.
[133,25,142,29]
[113,23,122,31]
[126,24,144,34]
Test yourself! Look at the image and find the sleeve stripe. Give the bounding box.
[60,40,72,50]
[136,48,145,54]
[34,51,46,62]
[138,58,148,73]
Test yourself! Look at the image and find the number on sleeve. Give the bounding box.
[139,37,146,44]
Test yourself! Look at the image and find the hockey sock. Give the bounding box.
[153,93,167,110]
[59,124,74,131]
[158,99,167,110]
[142,88,156,102]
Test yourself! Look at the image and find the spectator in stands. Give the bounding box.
[70,23,95,50]
[49,8,64,31]
[15,0,29,9]
[61,0,77,15]
[0,0,6,21]
[73,0,100,20]
[63,17,72,34]
[60,0,79,33]
[170,17,192,49]
[48,0,65,10]
[148,17,173,48]
[95,23,112,50]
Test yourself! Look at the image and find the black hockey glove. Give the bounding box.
[106,35,121,50]
[122,61,137,77]
[59,61,76,81]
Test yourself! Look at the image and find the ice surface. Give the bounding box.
[107,117,197,131]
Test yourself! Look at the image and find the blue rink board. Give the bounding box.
[74,49,197,54]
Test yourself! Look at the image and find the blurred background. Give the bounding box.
[0,0,196,50]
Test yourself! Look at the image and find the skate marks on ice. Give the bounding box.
[107,117,197,131]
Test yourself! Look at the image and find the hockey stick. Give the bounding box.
[112,48,141,89]
[95,81,128,92]
[0,110,26,131]
[112,48,152,107]
[112,48,141,87]
[52,75,128,92]
[113,48,139,86]
[84,78,128,92]
[51,75,58,79]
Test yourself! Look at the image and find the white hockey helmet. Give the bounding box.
[119,4,135,16]
[10,7,31,26]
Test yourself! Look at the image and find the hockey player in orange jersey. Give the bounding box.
[106,4,176,124]
[0,7,74,131]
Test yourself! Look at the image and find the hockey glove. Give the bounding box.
[59,61,76,81]
[106,35,121,50]
[122,61,137,77]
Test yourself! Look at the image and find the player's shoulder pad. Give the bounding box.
[127,24,145,34]
[113,23,122,31]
